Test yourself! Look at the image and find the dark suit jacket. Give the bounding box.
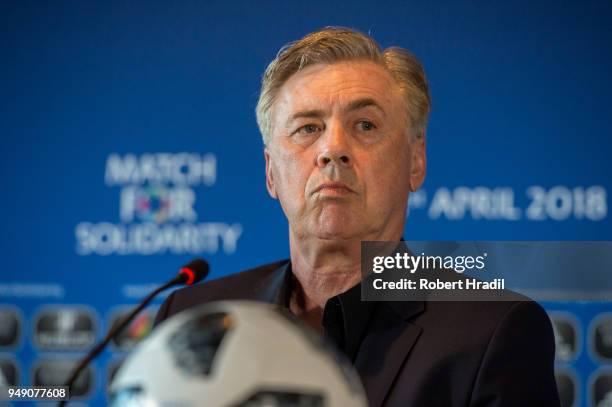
[155,260,561,407]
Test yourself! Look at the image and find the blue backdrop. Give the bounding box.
[1,1,611,406]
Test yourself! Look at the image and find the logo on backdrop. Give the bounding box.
[551,314,580,362]
[593,371,612,407]
[108,308,154,351]
[592,315,612,361]
[0,308,20,348]
[75,153,242,255]
[33,307,96,350]
[554,370,577,407]
[0,358,18,386]
[33,360,93,397]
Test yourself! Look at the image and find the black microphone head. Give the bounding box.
[178,258,210,285]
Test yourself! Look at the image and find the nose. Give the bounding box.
[316,121,352,168]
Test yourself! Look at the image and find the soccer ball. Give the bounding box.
[109,301,368,406]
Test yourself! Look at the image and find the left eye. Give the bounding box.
[358,121,376,131]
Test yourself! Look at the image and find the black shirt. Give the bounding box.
[278,262,377,362]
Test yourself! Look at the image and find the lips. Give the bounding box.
[312,181,355,195]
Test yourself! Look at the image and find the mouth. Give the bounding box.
[312,182,355,197]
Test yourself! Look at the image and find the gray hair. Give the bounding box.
[255,27,431,146]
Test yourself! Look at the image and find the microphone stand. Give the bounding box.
[58,277,180,407]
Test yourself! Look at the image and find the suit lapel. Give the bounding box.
[254,261,290,305]
[355,301,424,407]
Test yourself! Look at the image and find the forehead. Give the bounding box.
[273,60,403,116]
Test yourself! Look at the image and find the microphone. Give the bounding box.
[58,259,209,406]
[175,258,209,286]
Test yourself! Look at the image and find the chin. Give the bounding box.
[301,208,368,241]
[311,224,362,241]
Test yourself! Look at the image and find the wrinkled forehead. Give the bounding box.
[272,60,405,122]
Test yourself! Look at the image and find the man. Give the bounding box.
[155,27,560,406]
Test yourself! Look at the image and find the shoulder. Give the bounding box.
[418,299,558,404]
[468,300,559,404]
[389,299,559,405]
[179,259,288,301]
[154,259,289,325]
[417,297,553,348]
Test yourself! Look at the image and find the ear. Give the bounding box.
[264,148,278,199]
[408,132,427,192]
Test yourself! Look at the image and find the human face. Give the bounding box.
[264,60,426,242]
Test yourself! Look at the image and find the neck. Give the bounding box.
[288,233,361,332]
[287,225,403,329]
[290,234,362,308]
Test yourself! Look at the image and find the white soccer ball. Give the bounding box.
[109,300,367,407]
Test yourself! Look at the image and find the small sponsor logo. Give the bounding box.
[592,370,612,407]
[108,309,153,351]
[0,358,19,386]
[550,313,580,362]
[555,370,577,407]
[0,308,20,348]
[592,314,612,361]
[32,360,93,398]
[33,307,96,350]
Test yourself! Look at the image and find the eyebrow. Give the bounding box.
[284,109,324,132]
[289,109,325,122]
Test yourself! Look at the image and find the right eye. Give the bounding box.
[295,124,322,135]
